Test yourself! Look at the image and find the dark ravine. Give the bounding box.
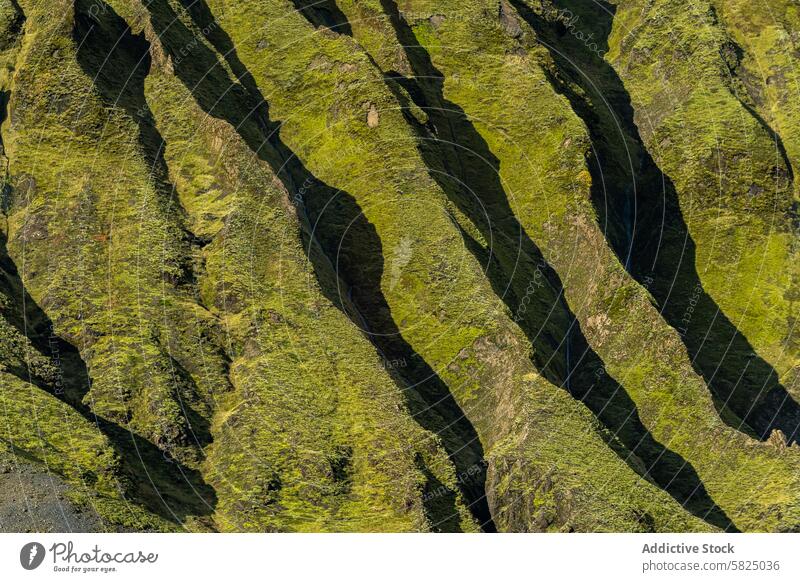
[0,0,798,533]
[143,0,494,531]
[513,0,800,444]
[0,2,214,528]
[369,0,734,531]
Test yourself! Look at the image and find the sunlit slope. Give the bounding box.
[606,0,799,443]
[2,0,475,532]
[195,0,716,532]
[0,0,796,532]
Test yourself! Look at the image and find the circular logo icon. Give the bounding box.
[20,542,46,570]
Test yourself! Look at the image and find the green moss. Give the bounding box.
[607,0,798,386]
[0,0,796,533]
[335,0,800,531]
[204,0,716,532]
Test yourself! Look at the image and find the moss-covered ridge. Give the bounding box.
[200,0,717,531]
[3,0,493,532]
[333,0,800,531]
[605,0,799,431]
[0,0,796,532]
[127,0,481,531]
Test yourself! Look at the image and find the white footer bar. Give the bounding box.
[1,533,796,581]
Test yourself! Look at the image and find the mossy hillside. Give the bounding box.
[350,0,800,531]
[162,0,510,532]
[710,0,800,198]
[201,0,723,532]
[0,371,174,531]
[0,0,172,531]
[7,0,210,463]
[203,0,535,529]
[0,286,58,385]
[15,0,479,533]
[1,0,224,528]
[595,0,800,444]
[508,1,798,442]
[607,0,799,392]
[341,0,725,532]
[0,0,793,534]
[108,0,481,532]
[710,0,800,387]
[516,0,800,529]
[484,371,717,532]
[0,0,22,52]
[144,40,477,534]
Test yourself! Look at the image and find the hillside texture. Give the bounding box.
[0,0,797,532]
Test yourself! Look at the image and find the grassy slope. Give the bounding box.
[525,0,800,530]
[0,0,178,531]
[5,0,266,529]
[0,0,795,533]
[8,0,217,467]
[199,0,718,532]
[608,0,799,414]
[113,0,477,533]
[1,0,483,533]
[339,0,800,531]
[709,0,800,392]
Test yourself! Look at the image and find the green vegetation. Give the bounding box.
[606,0,799,404]
[0,0,796,532]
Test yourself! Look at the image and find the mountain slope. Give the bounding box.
[0,0,797,532]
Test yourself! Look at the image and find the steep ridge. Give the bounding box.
[0,0,186,531]
[191,0,717,532]
[338,0,734,530]
[3,0,229,529]
[493,1,800,530]
[605,0,800,440]
[507,0,799,442]
[0,0,797,533]
[4,0,485,533]
[109,0,480,532]
[708,0,800,403]
[334,0,800,531]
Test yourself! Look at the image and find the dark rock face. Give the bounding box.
[499,0,523,38]
[0,0,23,50]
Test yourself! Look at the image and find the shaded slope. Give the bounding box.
[343,0,733,530]
[339,0,800,531]
[0,0,215,530]
[605,0,799,435]
[203,0,719,532]
[115,2,482,531]
[510,0,800,444]
[708,0,800,400]
[0,0,797,533]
